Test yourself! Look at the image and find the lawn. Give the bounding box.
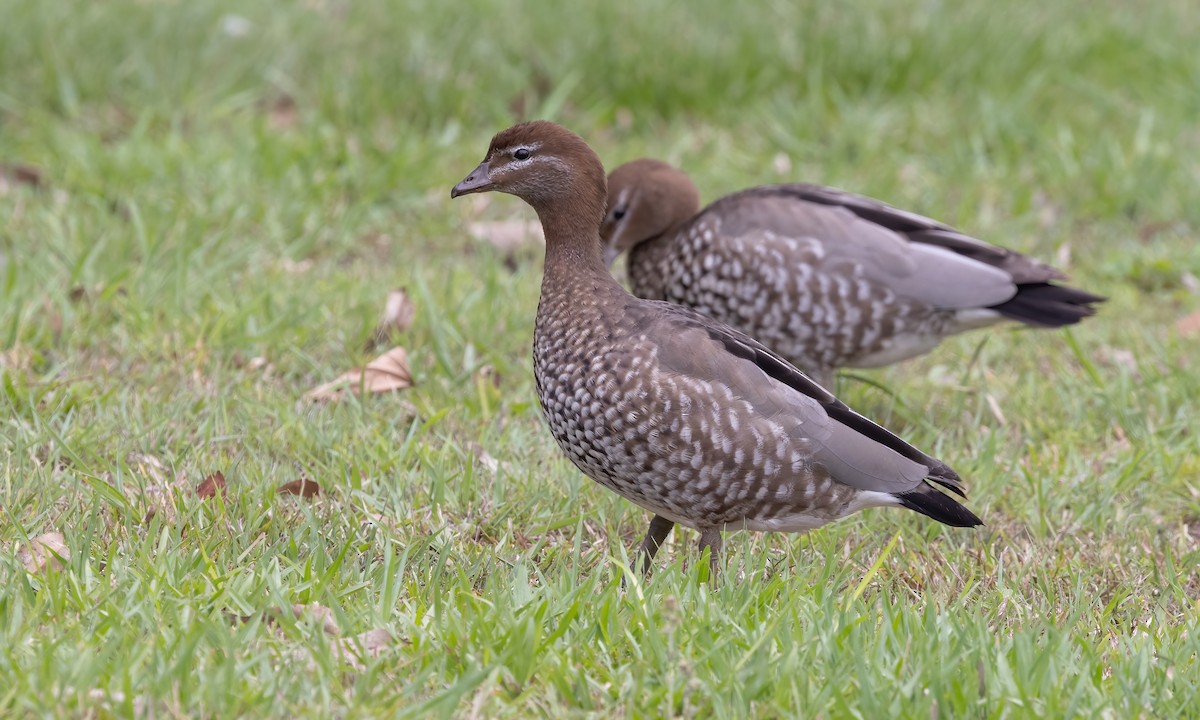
[2,0,1199,716]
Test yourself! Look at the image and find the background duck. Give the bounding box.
[602,159,1106,388]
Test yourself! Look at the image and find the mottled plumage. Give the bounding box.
[452,122,981,576]
[602,159,1105,388]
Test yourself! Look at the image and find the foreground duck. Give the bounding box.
[452,122,981,576]
[601,159,1105,388]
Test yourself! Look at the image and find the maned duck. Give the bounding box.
[452,123,982,577]
[601,159,1104,388]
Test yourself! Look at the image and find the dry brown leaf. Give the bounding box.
[343,627,393,652]
[365,288,416,351]
[1054,242,1073,271]
[267,95,298,131]
[1137,220,1174,242]
[0,162,44,194]
[18,531,70,573]
[1182,272,1200,295]
[278,478,322,498]
[126,452,179,523]
[231,603,342,637]
[772,152,792,177]
[85,689,149,716]
[306,346,414,401]
[467,219,544,253]
[219,13,253,37]
[0,346,34,372]
[1175,310,1200,337]
[985,394,1007,427]
[328,627,396,671]
[282,626,398,672]
[280,257,314,274]
[44,297,63,339]
[127,452,168,484]
[196,471,227,499]
[1097,346,1140,378]
[469,443,503,475]
[283,603,341,636]
[614,107,634,131]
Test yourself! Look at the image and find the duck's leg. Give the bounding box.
[632,514,675,576]
[697,528,723,580]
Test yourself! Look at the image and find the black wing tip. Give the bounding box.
[896,485,984,528]
[991,282,1107,328]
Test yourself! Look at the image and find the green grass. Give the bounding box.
[2,0,1199,716]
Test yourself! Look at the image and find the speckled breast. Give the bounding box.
[531,295,856,530]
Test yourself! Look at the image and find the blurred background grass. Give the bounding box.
[1,0,1199,717]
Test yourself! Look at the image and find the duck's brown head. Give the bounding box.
[451,121,608,232]
[600,159,701,267]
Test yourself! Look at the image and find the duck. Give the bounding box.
[451,122,982,577]
[601,159,1105,388]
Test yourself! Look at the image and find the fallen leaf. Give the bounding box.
[985,394,1007,427]
[365,288,415,351]
[1176,310,1200,337]
[306,346,414,401]
[1054,242,1073,271]
[467,219,544,253]
[127,452,168,484]
[1097,346,1140,378]
[342,627,393,653]
[0,347,35,375]
[325,628,397,671]
[18,531,70,573]
[280,625,399,672]
[1182,272,1200,295]
[280,257,314,274]
[281,603,341,636]
[266,95,298,131]
[231,603,341,636]
[0,162,44,194]
[278,478,322,498]
[142,503,165,524]
[614,107,634,131]
[469,443,502,475]
[1137,220,1174,242]
[219,14,253,37]
[44,297,63,339]
[196,471,227,499]
[772,152,792,177]
[475,364,502,389]
[127,453,179,523]
[85,689,149,716]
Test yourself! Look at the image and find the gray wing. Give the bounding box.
[640,301,964,497]
[780,184,1068,284]
[699,186,1019,310]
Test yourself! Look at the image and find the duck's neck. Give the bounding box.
[536,205,621,292]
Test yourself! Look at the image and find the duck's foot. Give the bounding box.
[630,514,675,577]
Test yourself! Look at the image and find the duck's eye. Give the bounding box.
[612,207,627,221]
[513,148,531,161]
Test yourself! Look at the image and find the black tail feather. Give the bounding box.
[897,484,984,528]
[990,282,1106,328]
